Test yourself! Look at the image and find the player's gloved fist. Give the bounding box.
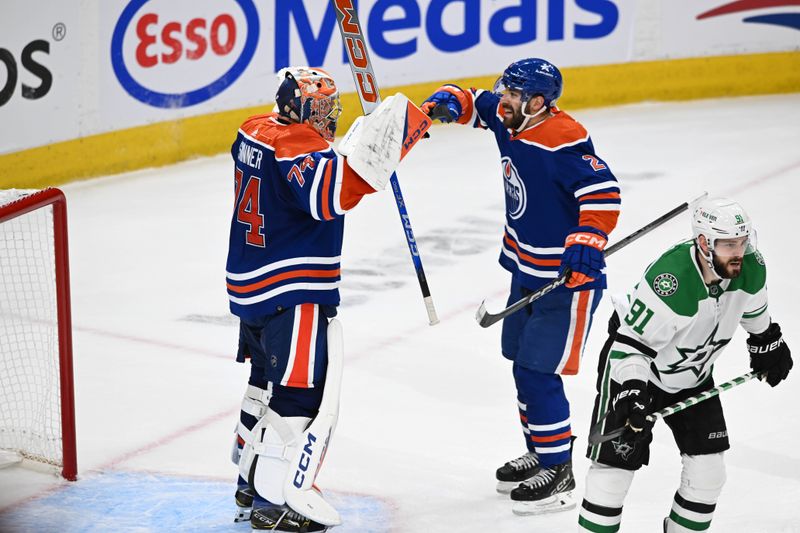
[611,379,653,439]
[560,226,607,288]
[421,86,463,123]
[748,322,792,387]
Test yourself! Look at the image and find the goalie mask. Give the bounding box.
[691,197,757,280]
[275,67,342,142]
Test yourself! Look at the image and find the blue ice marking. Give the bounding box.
[0,472,392,532]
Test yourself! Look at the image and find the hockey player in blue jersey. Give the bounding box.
[227,67,429,532]
[422,58,621,515]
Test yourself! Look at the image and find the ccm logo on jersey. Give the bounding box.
[566,232,607,250]
[708,431,728,439]
[748,339,784,353]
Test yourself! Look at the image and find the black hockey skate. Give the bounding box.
[510,461,576,515]
[234,486,254,522]
[495,451,540,494]
[251,504,328,532]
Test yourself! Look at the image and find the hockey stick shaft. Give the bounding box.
[587,371,763,445]
[475,193,708,328]
[332,0,439,325]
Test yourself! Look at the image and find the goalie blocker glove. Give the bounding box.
[748,322,792,387]
[560,226,608,288]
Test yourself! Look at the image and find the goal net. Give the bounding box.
[0,188,76,480]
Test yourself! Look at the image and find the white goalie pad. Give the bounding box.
[231,383,272,466]
[338,93,431,191]
[245,411,310,506]
[283,318,345,527]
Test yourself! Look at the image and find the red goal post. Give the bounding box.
[0,188,77,481]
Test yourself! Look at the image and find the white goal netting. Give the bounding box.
[0,189,64,471]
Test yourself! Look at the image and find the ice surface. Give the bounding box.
[1,94,799,532]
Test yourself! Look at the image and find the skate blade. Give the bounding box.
[496,481,518,494]
[233,507,252,523]
[511,491,576,516]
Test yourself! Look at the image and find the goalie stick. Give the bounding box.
[332,0,439,326]
[475,193,708,328]
[588,371,764,446]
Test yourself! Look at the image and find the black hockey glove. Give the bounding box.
[748,322,792,387]
[611,380,653,439]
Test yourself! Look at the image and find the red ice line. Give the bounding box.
[2,157,798,514]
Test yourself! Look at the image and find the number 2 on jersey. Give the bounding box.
[624,298,654,335]
[235,168,265,247]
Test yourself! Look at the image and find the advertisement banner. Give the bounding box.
[0,0,83,154]
[1,0,798,157]
[662,0,800,58]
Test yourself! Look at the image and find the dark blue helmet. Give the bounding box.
[495,58,563,108]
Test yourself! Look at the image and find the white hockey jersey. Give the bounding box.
[608,240,770,393]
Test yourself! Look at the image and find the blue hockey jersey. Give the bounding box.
[463,89,621,292]
[226,113,374,320]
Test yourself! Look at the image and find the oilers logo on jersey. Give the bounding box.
[502,157,527,220]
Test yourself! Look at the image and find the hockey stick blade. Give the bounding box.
[333,0,439,326]
[587,371,763,446]
[475,194,707,328]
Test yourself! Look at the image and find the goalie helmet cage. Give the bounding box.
[0,188,77,481]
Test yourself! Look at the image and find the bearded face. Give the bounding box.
[711,253,743,278]
[499,91,526,130]
[710,236,749,278]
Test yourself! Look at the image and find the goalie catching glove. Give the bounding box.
[560,226,608,288]
[748,322,792,387]
[339,93,431,192]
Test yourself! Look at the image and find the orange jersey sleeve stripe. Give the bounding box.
[227,268,341,294]
[579,192,620,202]
[320,160,334,221]
[579,210,620,236]
[340,159,375,211]
[504,234,562,266]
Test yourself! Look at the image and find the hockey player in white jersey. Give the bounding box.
[578,198,792,532]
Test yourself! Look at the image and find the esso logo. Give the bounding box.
[502,157,527,220]
[110,0,259,108]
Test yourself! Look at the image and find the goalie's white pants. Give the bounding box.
[238,318,345,527]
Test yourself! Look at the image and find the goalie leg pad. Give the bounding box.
[664,453,725,532]
[283,318,345,527]
[338,93,431,191]
[232,381,272,466]
[246,410,311,506]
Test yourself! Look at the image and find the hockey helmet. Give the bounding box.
[275,67,342,142]
[691,197,755,257]
[493,58,563,108]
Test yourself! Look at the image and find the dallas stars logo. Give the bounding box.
[612,438,634,460]
[665,325,730,378]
